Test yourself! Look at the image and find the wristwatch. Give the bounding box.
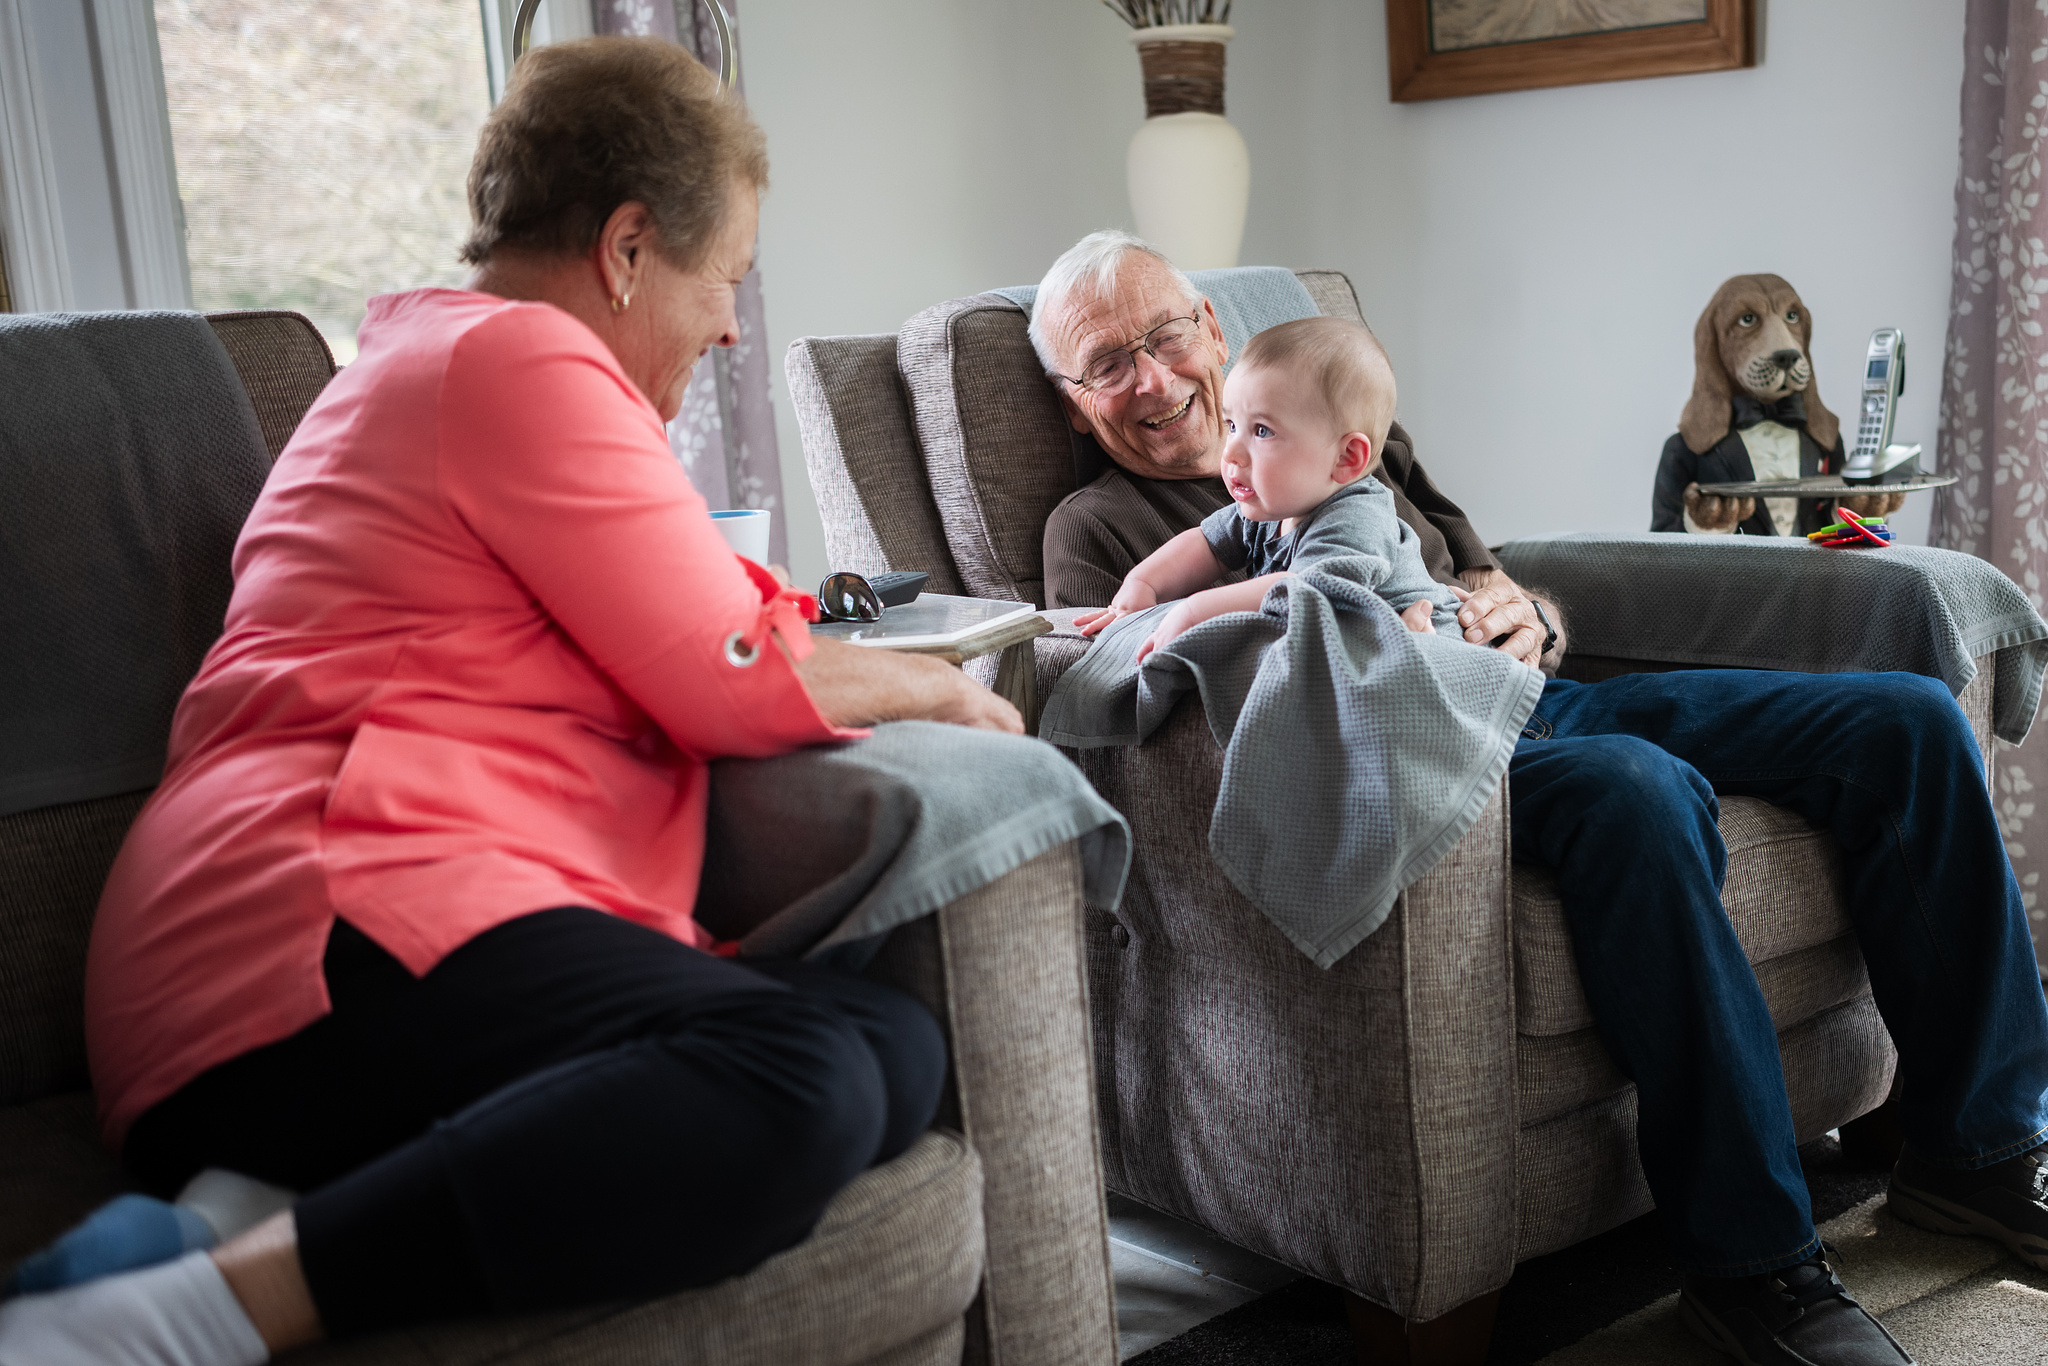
[1530,599,1558,659]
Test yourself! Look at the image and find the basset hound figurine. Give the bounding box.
[1651,274,1904,536]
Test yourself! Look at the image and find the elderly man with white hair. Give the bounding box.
[1032,232,1556,666]
[1027,230,2048,1366]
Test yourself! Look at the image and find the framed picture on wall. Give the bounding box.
[1386,0,1753,103]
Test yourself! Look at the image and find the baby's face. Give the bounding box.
[1219,363,1350,524]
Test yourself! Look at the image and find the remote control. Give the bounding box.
[866,571,928,608]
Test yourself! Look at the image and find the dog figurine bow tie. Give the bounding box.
[1731,393,1809,430]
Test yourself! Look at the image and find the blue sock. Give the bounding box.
[3,1195,217,1297]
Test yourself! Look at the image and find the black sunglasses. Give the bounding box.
[816,572,884,623]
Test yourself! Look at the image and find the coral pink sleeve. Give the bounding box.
[438,306,860,758]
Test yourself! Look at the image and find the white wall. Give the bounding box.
[745,0,1143,585]
[746,0,1964,584]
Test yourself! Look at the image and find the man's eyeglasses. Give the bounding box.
[1048,315,1204,397]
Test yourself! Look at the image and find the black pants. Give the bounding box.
[124,909,947,1338]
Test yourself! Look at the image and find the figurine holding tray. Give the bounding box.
[1650,275,1950,539]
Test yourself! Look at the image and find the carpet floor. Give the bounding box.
[1128,1136,2047,1364]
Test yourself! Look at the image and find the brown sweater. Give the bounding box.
[1041,421,1502,609]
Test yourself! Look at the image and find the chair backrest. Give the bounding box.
[0,310,332,1109]
[787,270,1368,608]
[786,333,969,597]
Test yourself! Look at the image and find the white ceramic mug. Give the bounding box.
[709,508,771,565]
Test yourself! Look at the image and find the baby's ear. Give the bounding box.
[1338,433,1374,480]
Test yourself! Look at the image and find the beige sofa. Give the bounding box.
[0,310,1119,1366]
[788,270,2011,1360]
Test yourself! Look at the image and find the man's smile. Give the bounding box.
[1140,393,1195,429]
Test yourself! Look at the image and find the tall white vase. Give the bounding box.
[1126,24,1249,271]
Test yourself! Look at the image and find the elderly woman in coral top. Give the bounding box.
[0,39,1015,1366]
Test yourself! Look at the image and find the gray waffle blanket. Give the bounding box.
[1496,533,2048,744]
[1037,559,1544,967]
[695,721,1130,965]
[0,312,270,817]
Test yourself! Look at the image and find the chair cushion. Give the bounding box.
[785,334,967,595]
[1516,935,1871,1127]
[0,1126,983,1366]
[291,1128,984,1366]
[204,310,335,462]
[1510,992,1895,1263]
[1513,795,1852,1037]
[0,1091,127,1270]
[0,791,151,1106]
[897,294,1074,606]
[1293,270,1367,326]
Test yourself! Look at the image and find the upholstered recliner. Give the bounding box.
[0,310,1118,1366]
[788,271,2011,1358]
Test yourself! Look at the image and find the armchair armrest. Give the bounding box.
[696,727,1126,1364]
[1062,695,1515,1321]
[1498,533,2048,748]
[865,845,1117,1366]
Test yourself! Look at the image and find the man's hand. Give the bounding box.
[1839,490,1908,520]
[1454,569,1557,670]
[1399,600,1437,635]
[1682,482,1755,533]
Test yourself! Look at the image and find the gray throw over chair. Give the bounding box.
[787,270,2010,1358]
[0,310,1118,1366]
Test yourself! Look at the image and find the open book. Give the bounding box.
[811,593,1039,650]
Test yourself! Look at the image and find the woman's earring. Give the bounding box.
[610,294,628,315]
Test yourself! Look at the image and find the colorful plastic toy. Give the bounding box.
[1807,506,1894,549]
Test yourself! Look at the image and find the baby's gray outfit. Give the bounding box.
[1200,476,1464,632]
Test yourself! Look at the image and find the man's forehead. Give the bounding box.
[1051,264,1187,360]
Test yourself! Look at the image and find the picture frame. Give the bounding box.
[1385,0,1753,103]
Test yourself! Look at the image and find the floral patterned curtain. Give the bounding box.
[1936,0,2048,972]
[593,0,786,564]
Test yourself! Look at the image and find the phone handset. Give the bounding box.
[1848,329,1904,466]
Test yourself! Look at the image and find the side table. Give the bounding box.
[813,599,1053,728]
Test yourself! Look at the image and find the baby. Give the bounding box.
[1077,315,1464,660]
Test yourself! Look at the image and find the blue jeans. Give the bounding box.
[1510,669,2048,1277]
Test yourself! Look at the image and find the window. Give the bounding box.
[153,0,492,360]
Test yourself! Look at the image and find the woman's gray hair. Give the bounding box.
[1027,229,1204,375]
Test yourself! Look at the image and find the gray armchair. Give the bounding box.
[788,271,2010,1359]
[0,310,1118,1366]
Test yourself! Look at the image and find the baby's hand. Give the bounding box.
[1400,600,1437,635]
[1075,606,1130,637]
[1081,577,1161,637]
[1134,600,1199,664]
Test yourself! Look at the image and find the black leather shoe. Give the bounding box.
[1678,1249,1913,1366]
[1888,1141,2048,1271]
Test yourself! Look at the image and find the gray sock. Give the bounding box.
[0,1250,269,1366]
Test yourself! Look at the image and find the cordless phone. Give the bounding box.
[1842,329,1910,482]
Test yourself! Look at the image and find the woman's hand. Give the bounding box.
[796,638,1023,734]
